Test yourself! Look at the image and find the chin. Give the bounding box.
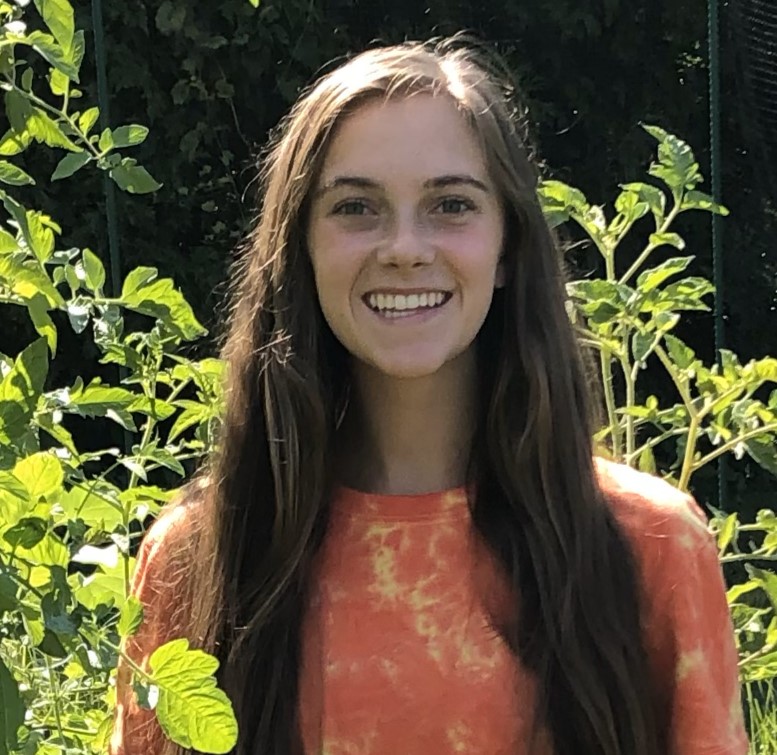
[367,354,451,380]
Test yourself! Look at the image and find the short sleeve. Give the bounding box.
[641,493,750,755]
[109,504,194,755]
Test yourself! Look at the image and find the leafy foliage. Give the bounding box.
[0,2,233,753]
[541,126,777,737]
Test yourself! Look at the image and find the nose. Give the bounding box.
[375,212,435,269]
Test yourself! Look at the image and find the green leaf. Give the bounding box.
[112,125,149,148]
[0,339,48,445]
[20,69,34,92]
[118,596,144,638]
[33,0,74,52]
[66,302,90,333]
[13,452,63,501]
[56,485,123,531]
[4,517,47,549]
[746,565,777,613]
[716,512,738,553]
[27,294,57,356]
[78,107,99,136]
[41,591,78,639]
[642,124,703,196]
[0,255,64,307]
[124,278,207,339]
[648,232,685,250]
[74,557,134,610]
[636,256,693,293]
[249,0,260,6]
[0,129,32,156]
[0,228,16,253]
[631,330,658,364]
[51,150,89,180]
[20,532,68,568]
[0,160,34,186]
[149,638,238,753]
[620,182,667,222]
[537,180,589,213]
[98,127,113,152]
[25,31,79,82]
[155,2,187,34]
[0,655,24,754]
[682,190,729,216]
[4,90,32,134]
[169,401,210,441]
[121,266,158,297]
[0,472,30,528]
[664,334,696,370]
[82,248,106,292]
[26,210,56,262]
[744,433,777,476]
[27,107,79,150]
[48,67,69,96]
[658,277,714,310]
[109,163,162,194]
[67,380,137,419]
[638,445,656,474]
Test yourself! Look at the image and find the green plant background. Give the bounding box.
[6,0,773,517]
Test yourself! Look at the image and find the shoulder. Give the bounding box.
[592,456,724,612]
[593,456,711,542]
[133,477,210,589]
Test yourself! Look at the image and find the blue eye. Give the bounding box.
[333,200,371,216]
[438,197,475,214]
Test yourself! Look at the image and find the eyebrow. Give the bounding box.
[314,174,492,196]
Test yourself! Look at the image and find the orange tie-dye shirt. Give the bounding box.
[110,459,749,754]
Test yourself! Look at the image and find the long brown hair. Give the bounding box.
[168,37,662,755]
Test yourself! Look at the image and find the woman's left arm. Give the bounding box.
[643,493,750,755]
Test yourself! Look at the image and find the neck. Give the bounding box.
[337,350,479,495]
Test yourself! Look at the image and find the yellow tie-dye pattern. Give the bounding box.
[676,646,706,683]
[111,461,749,755]
[446,721,474,752]
[303,463,748,754]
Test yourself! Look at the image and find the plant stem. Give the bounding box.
[694,422,777,471]
[600,347,622,457]
[654,343,699,491]
[99,636,155,685]
[618,351,638,460]
[625,428,686,464]
[721,553,777,564]
[3,78,102,159]
[739,641,777,669]
[44,655,66,746]
[619,202,682,284]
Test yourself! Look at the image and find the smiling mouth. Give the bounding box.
[363,291,452,318]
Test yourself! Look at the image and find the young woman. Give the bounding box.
[110,38,748,755]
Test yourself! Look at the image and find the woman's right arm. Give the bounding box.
[109,504,194,755]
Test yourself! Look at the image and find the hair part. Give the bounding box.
[164,36,662,755]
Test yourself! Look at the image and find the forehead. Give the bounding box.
[318,94,489,183]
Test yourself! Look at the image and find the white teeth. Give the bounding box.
[366,291,449,314]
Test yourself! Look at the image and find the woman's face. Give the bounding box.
[306,93,505,380]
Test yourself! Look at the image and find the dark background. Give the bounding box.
[6,0,777,515]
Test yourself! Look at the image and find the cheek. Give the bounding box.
[448,227,504,284]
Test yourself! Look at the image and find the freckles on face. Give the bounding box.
[305,93,505,379]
